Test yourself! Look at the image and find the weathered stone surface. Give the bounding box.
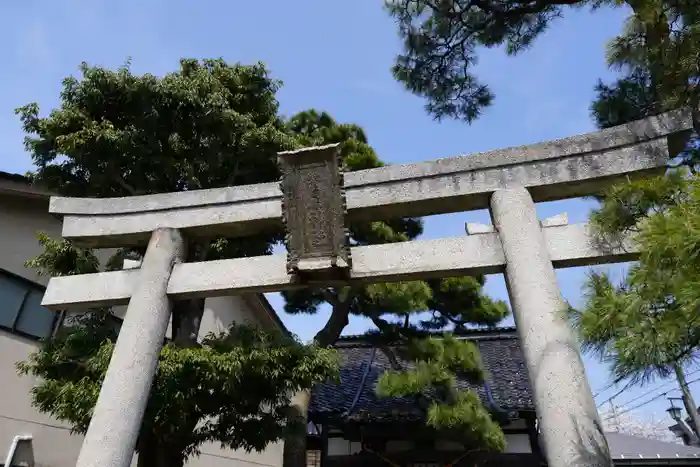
[465,222,495,235]
[74,228,185,467]
[491,187,612,467]
[48,108,692,248]
[41,223,636,309]
[540,212,569,228]
[278,143,351,280]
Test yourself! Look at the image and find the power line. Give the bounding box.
[603,376,700,421]
[593,381,617,400]
[597,385,631,409]
[613,368,700,408]
[597,367,700,409]
[0,412,72,431]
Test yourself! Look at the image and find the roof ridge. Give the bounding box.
[334,334,520,349]
[337,326,517,343]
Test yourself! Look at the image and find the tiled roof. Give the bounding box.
[309,328,534,423]
[0,170,30,183]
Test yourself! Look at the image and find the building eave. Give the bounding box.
[241,293,290,336]
[0,171,52,202]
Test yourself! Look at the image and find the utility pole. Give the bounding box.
[608,402,621,432]
[674,363,700,437]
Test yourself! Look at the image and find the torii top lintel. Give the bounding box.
[48,108,693,249]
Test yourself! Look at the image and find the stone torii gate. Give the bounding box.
[41,108,693,467]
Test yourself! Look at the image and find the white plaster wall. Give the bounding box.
[189,294,284,467]
[0,196,128,466]
[503,434,532,454]
[327,432,532,457]
[199,295,265,336]
[0,195,281,467]
[0,197,61,284]
[0,331,94,467]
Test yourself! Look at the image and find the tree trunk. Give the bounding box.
[136,434,158,467]
[282,288,352,467]
[171,240,209,348]
[282,390,312,467]
[134,240,209,466]
[674,363,700,437]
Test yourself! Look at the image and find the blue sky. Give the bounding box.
[1,0,693,430]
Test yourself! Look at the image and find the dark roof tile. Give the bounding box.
[310,328,534,423]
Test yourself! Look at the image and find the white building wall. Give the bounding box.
[326,433,532,456]
[0,189,283,467]
[188,294,284,467]
[0,196,62,285]
[0,194,95,466]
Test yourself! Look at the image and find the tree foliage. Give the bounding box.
[575,0,700,436]
[376,333,505,448]
[384,0,602,121]
[573,155,700,387]
[16,58,297,350]
[589,1,700,165]
[17,311,337,461]
[14,59,337,467]
[572,171,700,439]
[280,109,510,456]
[16,60,512,467]
[385,0,699,123]
[17,58,292,197]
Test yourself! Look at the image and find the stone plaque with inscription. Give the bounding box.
[278,143,351,281]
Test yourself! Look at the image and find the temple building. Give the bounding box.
[306,328,700,467]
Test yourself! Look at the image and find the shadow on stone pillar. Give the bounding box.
[490,186,612,467]
[75,228,186,467]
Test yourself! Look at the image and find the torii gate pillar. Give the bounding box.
[491,187,612,467]
[75,228,185,467]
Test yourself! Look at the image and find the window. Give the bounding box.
[306,450,321,467]
[0,269,59,340]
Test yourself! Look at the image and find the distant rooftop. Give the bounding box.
[0,170,30,183]
[314,329,700,462]
[607,431,700,460]
[310,327,534,424]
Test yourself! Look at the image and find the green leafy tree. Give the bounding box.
[17,233,338,467]
[384,0,699,123]
[280,110,510,467]
[16,58,296,347]
[14,59,338,467]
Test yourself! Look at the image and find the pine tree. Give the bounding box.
[572,171,700,438]
[383,0,699,123]
[575,0,700,439]
[280,111,510,467]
